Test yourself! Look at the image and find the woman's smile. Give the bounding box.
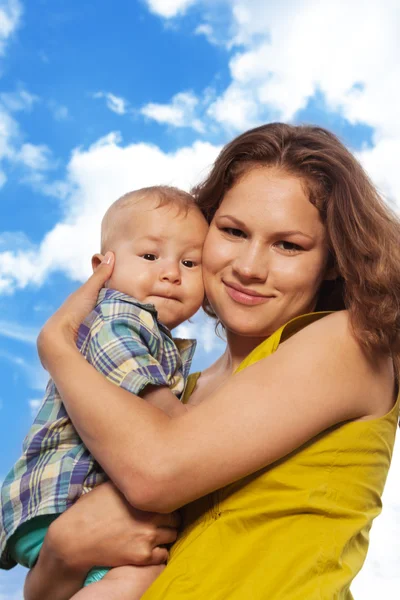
[223,280,274,306]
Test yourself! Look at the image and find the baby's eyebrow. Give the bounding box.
[136,234,167,243]
[181,243,204,252]
[135,235,204,252]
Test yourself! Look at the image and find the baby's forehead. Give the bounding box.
[101,187,207,253]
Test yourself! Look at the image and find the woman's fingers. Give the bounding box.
[37,253,115,369]
[81,251,115,303]
[155,526,179,546]
[148,546,169,565]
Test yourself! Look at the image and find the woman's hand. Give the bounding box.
[37,252,114,370]
[24,481,179,600]
[45,481,180,571]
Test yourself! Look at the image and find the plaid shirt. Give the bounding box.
[0,288,196,569]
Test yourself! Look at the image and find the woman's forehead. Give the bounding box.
[217,167,325,235]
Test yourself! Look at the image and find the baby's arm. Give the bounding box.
[85,302,191,407]
[142,384,191,416]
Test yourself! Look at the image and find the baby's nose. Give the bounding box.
[160,262,181,284]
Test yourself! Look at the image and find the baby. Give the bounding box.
[0,186,209,599]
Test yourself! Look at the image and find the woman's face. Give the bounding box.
[202,166,333,339]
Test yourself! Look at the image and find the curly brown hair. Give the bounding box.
[192,123,400,366]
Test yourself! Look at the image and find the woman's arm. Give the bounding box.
[24,482,180,600]
[39,256,393,513]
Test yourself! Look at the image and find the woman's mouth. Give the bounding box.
[223,281,273,306]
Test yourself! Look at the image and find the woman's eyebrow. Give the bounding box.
[217,215,315,241]
[217,215,246,228]
[275,230,315,241]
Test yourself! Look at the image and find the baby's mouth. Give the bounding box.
[151,294,181,303]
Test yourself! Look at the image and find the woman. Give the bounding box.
[26,123,400,599]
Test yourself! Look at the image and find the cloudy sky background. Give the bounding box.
[0,0,399,597]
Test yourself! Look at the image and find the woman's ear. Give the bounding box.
[91,253,104,273]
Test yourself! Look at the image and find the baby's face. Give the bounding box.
[105,200,208,329]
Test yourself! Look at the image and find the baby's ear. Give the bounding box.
[91,253,104,273]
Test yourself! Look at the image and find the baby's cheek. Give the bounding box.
[196,271,206,298]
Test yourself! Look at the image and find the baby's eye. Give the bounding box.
[275,241,303,253]
[222,227,246,238]
[142,253,158,261]
[182,259,196,268]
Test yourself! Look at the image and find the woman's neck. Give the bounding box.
[221,331,268,374]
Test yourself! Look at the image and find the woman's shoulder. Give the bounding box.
[282,310,357,351]
[281,310,396,420]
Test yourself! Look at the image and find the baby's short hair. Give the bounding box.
[101,185,196,254]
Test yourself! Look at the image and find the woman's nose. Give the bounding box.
[160,262,181,284]
[232,245,268,282]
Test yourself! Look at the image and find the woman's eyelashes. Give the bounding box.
[220,227,304,253]
[221,227,247,238]
[274,241,304,253]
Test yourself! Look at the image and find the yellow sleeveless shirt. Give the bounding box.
[142,312,399,600]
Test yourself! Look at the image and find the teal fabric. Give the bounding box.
[8,514,58,568]
[84,566,111,586]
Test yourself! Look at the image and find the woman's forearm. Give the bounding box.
[47,346,176,509]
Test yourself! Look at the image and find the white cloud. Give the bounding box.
[207,84,260,132]
[0,98,54,184]
[145,0,199,19]
[0,0,22,55]
[0,88,38,112]
[0,350,48,390]
[0,132,220,291]
[141,91,204,132]
[16,142,53,171]
[0,319,38,344]
[93,92,128,115]
[221,1,399,135]
[48,101,69,121]
[0,103,18,161]
[357,139,400,211]
[195,23,218,45]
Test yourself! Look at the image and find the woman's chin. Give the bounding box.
[223,318,273,340]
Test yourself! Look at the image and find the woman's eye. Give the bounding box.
[222,227,246,238]
[182,260,196,268]
[142,253,158,261]
[275,241,303,252]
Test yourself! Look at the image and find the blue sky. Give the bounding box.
[0,1,399,597]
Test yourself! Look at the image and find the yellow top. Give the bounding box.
[142,312,399,600]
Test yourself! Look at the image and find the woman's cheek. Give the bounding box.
[203,236,232,275]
